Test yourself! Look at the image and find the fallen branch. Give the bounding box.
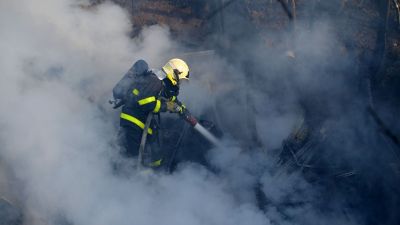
[367,106,400,148]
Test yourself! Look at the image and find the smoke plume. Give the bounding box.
[1,1,399,225]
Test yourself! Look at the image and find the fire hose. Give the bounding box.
[175,105,222,147]
[137,103,221,168]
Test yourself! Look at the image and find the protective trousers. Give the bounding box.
[118,125,163,168]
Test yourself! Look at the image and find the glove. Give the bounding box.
[166,101,181,113]
[178,104,187,115]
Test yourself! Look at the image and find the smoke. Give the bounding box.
[0,0,398,225]
[211,1,400,224]
[0,0,271,225]
[182,1,399,224]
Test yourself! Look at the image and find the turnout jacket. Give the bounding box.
[120,71,174,135]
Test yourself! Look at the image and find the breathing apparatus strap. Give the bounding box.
[137,113,153,169]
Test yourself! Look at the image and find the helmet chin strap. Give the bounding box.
[162,78,179,98]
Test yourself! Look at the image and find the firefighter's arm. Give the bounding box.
[133,80,164,113]
[136,94,162,113]
[135,93,183,114]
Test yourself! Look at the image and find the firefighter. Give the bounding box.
[117,58,189,168]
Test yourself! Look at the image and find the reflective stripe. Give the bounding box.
[153,100,161,113]
[150,159,162,167]
[138,96,156,105]
[133,89,139,96]
[171,96,176,101]
[120,113,153,135]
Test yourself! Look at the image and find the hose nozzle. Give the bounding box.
[179,108,198,126]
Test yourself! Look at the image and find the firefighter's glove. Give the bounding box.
[166,101,181,113]
[178,104,187,115]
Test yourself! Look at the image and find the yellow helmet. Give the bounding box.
[162,58,190,86]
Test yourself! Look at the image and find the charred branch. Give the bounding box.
[367,106,400,148]
[276,0,294,20]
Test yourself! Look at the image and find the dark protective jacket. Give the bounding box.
[119,69,183,162]
[120,71,166,134]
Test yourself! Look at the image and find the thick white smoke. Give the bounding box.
[0,0,271,224]
[1,0,380,224]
